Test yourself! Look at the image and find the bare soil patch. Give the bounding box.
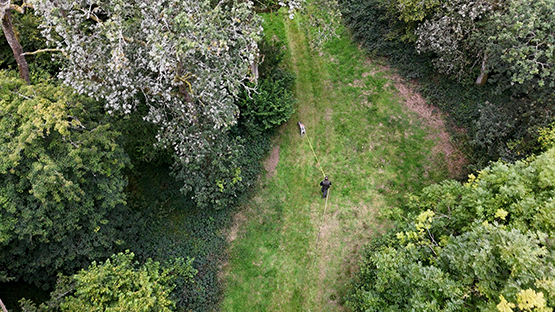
[324,108,333,121]
[264,145,280,179]
[393,78,467,177]
[364,59,390,77]
[228,210,247,243]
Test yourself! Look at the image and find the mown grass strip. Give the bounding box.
[221,11,452,312]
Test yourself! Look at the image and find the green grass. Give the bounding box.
[221,11,454,312]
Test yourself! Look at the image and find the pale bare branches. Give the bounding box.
[10,1,33,14]
[22,48,67,57]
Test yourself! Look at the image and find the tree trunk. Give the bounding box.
[1,9,30,84]
[475,52,488,86]
[0,298,7,312]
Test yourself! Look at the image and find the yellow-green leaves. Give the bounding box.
[349,147,555,311]
[535,148,555,189]
[415,209,434,230]
[498,295,517,312]
[57,251,196,312]
[0,74,76,170]
[498,289,553,312]
[495,208,509,220]
[517,289,550,312]
[396,0,441,23]
[0,72,130,285]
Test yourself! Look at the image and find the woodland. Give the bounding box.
[0,0,554,311]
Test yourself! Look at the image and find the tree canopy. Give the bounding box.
[347,147,555,311]
[415,0,555,91]
[26,0,264,207]
[0,72,129,286]
[30,0,261,156]
[20,251,196,312]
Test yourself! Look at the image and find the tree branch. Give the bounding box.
[426,243,438,256]
[0,298,8,312]
[10,2,33,14]
[9,89,32,100]
[426,227,439,247]
[475,51,488,85]
[22,48,68,57]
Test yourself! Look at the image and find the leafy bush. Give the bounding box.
[20,251,196,312]
[347,147,555,311]
[237,36,296,137]
[238,69,296,136]
[471,100,553,163]
[113,161,247,311]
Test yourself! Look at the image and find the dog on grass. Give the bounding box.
[297,122,306,138]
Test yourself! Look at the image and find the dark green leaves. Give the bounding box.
[0,72,129,285]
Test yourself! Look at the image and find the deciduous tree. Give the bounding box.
[415,0,492,81]
[28,0,263,207]
[415,0,555,90]
[348,147,555,311]
[488,0,555,90]
[20,251,196,312]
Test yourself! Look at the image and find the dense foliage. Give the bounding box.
[12,0,555,310]
[0,6,58,78]
[107,32,293,310]
[339,0,555,167]
[0,72,129,287]
[20,251,196,312]
[171,34,295,209]
[347,147,555,311]
[238,38,296,136]
[25,0,262,208]
[1,2,295,309]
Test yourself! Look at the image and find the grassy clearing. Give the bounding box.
[221,11,454,312]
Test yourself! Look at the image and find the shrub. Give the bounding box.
[20,251,196,312]
[238,69,296,136]
[347,147,555,311]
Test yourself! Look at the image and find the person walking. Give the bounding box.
[320,176,331,198]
